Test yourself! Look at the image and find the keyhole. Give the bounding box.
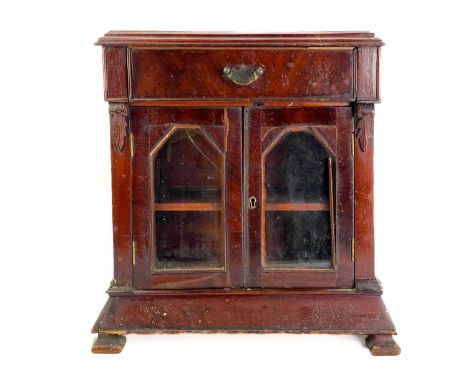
[249,196,257,210]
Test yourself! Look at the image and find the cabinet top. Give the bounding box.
[96,31,384,47]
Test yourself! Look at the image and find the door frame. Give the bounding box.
[131,106,243,289]
[244,106,354,288]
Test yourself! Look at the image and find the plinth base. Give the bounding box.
[92,288,399,355]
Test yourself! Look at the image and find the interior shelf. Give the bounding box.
[153,202,222,211]
[265,202,330,211]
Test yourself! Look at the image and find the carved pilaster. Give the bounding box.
[355,103,374,152]
[354,103,376,281]
[108,102,132,288]
[109,103,129,152]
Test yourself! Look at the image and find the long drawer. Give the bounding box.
[129,48,354,100]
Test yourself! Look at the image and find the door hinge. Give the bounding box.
[351,238,355,262]
[351,132,355,157]
[129,133,134,157]
[132,240,136,265]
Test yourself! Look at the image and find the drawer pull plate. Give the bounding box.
[223,64,264,86]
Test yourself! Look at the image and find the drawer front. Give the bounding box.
[129,48,354,100]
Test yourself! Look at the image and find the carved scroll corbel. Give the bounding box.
[109,103,129,152]
[355,104,375,152]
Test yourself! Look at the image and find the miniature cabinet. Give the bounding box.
[92,32,399,356]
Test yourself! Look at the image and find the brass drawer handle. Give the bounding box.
[223,64,265,86]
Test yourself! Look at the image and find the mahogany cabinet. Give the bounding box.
[92,32,399,356]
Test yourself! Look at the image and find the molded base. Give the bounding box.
[92,288,398,355]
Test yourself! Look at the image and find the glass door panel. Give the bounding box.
[265,210,332,269]
[154,128,223,203]
[265,131,329,203]
[263,130,334,270]
[150,126,224,271]
[154,210,223,270]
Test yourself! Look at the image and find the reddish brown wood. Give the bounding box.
[335,107,355,287]
[355,278,382,293]
[356,47,379,102]
[93,292,395,334]
[129,100,353,107]
[129,48,354,100]
[93,32,397,355]
[109,103,132,287]
[103,47,128,101]
[261,101,351,107]
[132,107,242,289]
[265,203,329,211]
[92,333,126,354]
[354,104,376,281]
[224,108,244,288]
[153,203,222,211]
[96,31,384,47]
[130,100,254,107]
[109,104,128,151]
[328,157,336,265]
[107,287,378,296]
[356,107,373,151]
[366,334,401,356]
[246,107,353,288]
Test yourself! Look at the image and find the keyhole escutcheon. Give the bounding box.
[249,196,257,210]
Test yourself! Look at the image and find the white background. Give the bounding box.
[1,0,467,380]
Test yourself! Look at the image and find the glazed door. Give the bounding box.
[245,107,354,288]
[132,107,242,289]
